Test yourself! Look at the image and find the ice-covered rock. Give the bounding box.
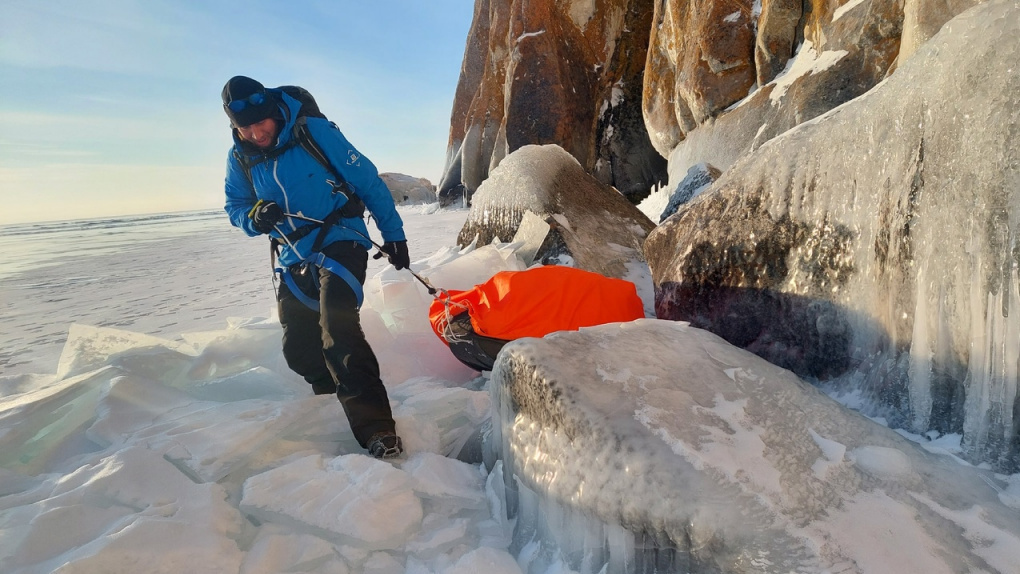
[489,319,1020,573]
[899,0,983,64]
[457,145,655,278]
[645,0,1020,470]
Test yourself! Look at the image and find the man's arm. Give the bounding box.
[305,119,406,243]
[223,154,262,237]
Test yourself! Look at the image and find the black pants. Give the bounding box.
[277,242,395,447]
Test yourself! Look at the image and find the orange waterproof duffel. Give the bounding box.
[429,265,645,370]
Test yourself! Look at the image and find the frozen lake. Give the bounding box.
[0,211,273,377]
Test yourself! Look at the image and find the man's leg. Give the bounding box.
[278,281,335,395]
[317,243,398,448]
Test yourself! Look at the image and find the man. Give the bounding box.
[221,75,409,458]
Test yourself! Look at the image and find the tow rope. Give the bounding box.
[281,212,439,296]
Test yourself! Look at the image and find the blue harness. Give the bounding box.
[277,252,364,311]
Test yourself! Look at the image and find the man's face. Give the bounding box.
[237,117,278,149]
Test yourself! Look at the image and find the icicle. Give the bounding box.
[908,251,933,431]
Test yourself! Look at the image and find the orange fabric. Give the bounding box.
[428,266,645,343]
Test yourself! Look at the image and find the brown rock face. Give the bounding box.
[592,1,668,201]
[645,0,909,171]
[439,0,666,206]
[642,0,757,154]
[755,0,802,86]
[439,0,509,203]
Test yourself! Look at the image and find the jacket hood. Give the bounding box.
[231,90,303,155]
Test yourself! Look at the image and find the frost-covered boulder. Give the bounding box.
[489,320,1020,573]
[645,0,1020,470]
[457,144,655,278]
[379,172,437,205]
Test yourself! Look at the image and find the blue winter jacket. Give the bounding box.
[224,90,405,268]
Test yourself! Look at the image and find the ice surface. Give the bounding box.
[240,525,347,574]
[403,452,487,507]
[489,319,1020,573]
[56,324,196,381]
[0,211,273,378]
[240,454,424,549]
[0,446,245,574]
[0,207,529,573]
[390,376,492,460]
[445,547,524,574]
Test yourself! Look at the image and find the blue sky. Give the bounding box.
[0,1,475,224]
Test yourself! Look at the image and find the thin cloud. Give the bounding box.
[0,1,474,222]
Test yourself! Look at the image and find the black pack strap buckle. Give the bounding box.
[332,185,366,218]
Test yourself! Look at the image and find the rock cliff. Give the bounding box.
[438,0,667,205]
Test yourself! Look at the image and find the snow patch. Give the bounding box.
[833,0,870,22]
[768,41,849,105]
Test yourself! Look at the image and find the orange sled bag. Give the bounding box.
[429,265,645,371]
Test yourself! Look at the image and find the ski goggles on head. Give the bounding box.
[225,91,266,112]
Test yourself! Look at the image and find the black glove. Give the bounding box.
[373,240,410,270]
[248,200,284,234]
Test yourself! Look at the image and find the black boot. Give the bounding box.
[366,431,403,459]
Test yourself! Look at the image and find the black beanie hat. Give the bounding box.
[221,76,276,128]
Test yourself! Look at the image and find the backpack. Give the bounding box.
[231,86,365,220]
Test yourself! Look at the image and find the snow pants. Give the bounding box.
[277,241,396,447]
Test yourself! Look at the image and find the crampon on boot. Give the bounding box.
[367,432,403,459]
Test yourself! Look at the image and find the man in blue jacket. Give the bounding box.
[221,76,407,458]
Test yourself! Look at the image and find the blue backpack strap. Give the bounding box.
[277,266,320,311]
[312,252,364,308]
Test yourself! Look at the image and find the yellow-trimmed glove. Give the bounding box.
[248,200,284,234]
